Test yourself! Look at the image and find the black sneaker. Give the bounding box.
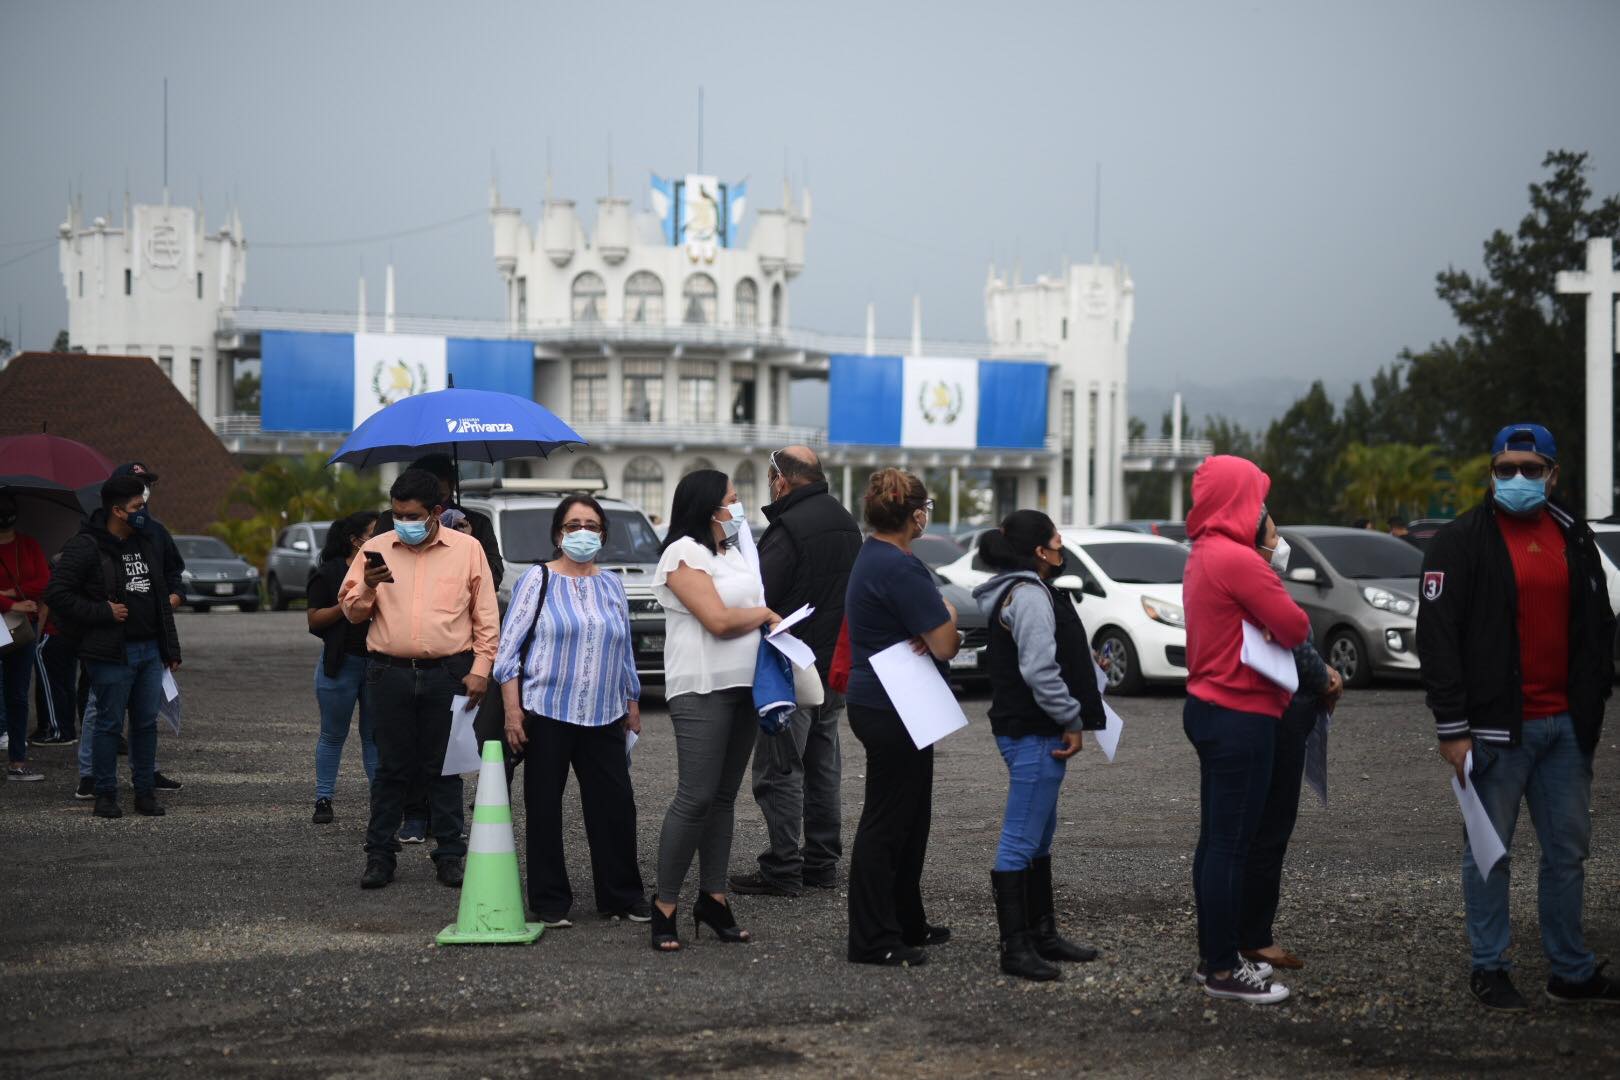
[435,858,465,888]
[74,776,95,800]
[360,860,394,890]
[804,871,838,890]
[1204,959,1290,1004]
[603,897,654,923]
[36,733,78,746]
[152,772,183,791]
[134,794,166,817]
[312,798,334,824]
[1547,961,1620,1006]
[1471,968,1529,1012]
[728,871,801,898]
[93,793,122,819]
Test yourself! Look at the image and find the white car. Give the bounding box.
[938,528,1189,694]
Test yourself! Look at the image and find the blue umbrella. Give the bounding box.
[326,387,586,470]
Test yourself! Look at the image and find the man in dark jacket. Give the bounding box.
[1418,423,1618,1011]
[409,454,503,589]
[730,446,862,896]
[44,476,181,820]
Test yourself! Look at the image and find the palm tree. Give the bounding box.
[1336,443,1447,522]
[210,454,382,569]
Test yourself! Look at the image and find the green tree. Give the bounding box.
[1259,381,1343,522]
[233,370,262,414]
[52,330,69,352]
[210,454,383,569]
[1336,442,1447,521]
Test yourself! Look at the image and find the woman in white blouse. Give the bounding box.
[650,469,780,952]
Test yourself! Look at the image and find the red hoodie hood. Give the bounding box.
[1186,455,1270,546]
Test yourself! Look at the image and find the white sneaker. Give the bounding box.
[1195,958,1272,984]
[1203,959,1289,1004]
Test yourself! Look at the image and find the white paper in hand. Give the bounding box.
[769,604,815,638]
[766,631,816,670]
[442,695,482,776]
[0,617,12,648]
[869,641,969,749]
[1452,751,1507,878]
[1240,621,1298,693]
[1090,660,1123,763]
[162,669,180,702]
[625,728,639,765]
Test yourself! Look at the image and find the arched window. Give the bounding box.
[625,271,663,325]
[734,460,757,510]
[682,456,715,477]
[623,456,664,517]
[570,456,606,483]
[571,272,606,323]
[682,273,718,325]
[770,282,784,328]
[734,278,758,327]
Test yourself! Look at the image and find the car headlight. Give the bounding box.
[1361,585,1417,617]
[1141,596,1185,628]
[246,567,260,579]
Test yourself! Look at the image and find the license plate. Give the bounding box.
[949,650,979,670]
[639,635,665,652]
[214,583,235,596]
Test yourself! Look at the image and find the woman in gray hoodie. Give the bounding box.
[971,510,1107,982]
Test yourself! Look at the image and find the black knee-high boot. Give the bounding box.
[1027,855,1098,963]
[992,870,1060,982]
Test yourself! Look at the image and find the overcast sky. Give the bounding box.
[3,0,1618,424]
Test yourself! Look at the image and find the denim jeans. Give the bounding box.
[1462,713,1595,982]
[1,641,36,763]
[993,733,1069,871]
[314,654,377,800]
[1184,696,1276,974]
[85,640,165,796]
[1239,698,1318,950]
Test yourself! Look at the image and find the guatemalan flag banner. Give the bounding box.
[827,355,1048,451]
[901,357,980,450]
[353,333,448,429]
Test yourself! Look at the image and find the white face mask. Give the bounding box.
[1263,536,1291,573]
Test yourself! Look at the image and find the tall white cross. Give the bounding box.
[1555,237,1618,520]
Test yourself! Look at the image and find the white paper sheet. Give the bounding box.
[162,669,180,702]
[768,604,815,639]
[766,631,816,670]
[1452,750,1507,878]
[1089,659,1123,762]
[869,640,969,749]
[1240,620,1299,693]
[1304,710,1331,807]
[0,617,12,648]
[442,695,482,776]
[625,728,638,764]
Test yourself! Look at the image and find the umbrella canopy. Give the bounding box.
[0,476,90,560]
[326,387,585,470]
[0,433,114,489]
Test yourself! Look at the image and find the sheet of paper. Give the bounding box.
[1095,702,1124,762]
[869,640,969,749]
[1452,750,1507,878]
[766,631,816,670]
[768,604,815,639]
[441,695,482,776]
[1240,621,1299,693]
[158,695,181,736]
[0,617,12,648]
[625,728,638,763]
[1304,710,1330,807]
[161,669,180,702]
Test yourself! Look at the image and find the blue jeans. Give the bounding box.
[85,641,164,796]
[994,734,1069,871]
[1462,713,1595,982]
[78,688,163,779]
[314,654,377,800]
[1,641,35,763]
[1184,696,1276,974]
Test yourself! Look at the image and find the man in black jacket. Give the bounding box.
[44,476,181,820]
[730,447,862,896]
[1417,423,1618,1011]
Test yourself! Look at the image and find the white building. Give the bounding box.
[57,194,247,425]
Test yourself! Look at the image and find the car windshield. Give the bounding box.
[177,537,234,560]
[499,508,662,565]
[1080,542,1188,584]
[1308,533,1425,579]
[1593,532,1620,567]
[312,525,329,547]
[912,534,965,568]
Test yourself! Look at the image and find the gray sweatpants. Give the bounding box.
[751,689,845,887]
[655,687,758,904]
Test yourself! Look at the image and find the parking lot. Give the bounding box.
[3,610,1619,1078]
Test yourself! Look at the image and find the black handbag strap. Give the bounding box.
[515,563,551,665]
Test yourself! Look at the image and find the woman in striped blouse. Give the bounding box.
[496,493,650,927]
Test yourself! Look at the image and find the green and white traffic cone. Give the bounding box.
[437,740,543,946]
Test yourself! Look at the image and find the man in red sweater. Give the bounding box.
[1182,456,1311,1005]
[0,492,50,781]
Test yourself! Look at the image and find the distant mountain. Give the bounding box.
[1130,376,1355,436]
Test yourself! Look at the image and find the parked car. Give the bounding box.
[1401,518,1452,550]
[265,520,331,610]
[912,533,965,569]
[934,569,989,690]
[174,535,260,612]
[1276,526,1423,689]
[459,478,667,683]
[938,528,1188,695]
[1102,520,1188,543]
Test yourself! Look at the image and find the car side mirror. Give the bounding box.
[1052,574,1086,594]
[292,540,310,553]
[1287,566,1319,585]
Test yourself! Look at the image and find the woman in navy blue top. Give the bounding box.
[844,468,960,967]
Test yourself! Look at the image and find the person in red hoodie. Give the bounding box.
[0,492,51,781]
[1182,456,1311,1004]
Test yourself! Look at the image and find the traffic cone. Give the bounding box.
[437,740,543,946]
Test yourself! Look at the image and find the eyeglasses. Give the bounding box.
[921,499,936,514]
[1493,462,1549,481]
[561,520,603,534]
[768,449,783,480]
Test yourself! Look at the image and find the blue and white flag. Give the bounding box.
[649,173,676,246]
[728,180,747,244]
[827,355,1049,451]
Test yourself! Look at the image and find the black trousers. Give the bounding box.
[363,656,470,867]
[521,712,645,918]
[846,702,935,961]
[1238,697,1318,951]
[34,635,79,740]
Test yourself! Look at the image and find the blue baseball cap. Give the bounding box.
[1490,423,1557,461]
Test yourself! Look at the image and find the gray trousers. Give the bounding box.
[656,687,758,904]
[751,689,845,887]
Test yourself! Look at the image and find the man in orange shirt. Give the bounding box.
[341,469,499,890]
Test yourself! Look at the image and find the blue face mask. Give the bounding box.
[394,519,431,546]
[560,530,602,563]
[1493,475,1548,516]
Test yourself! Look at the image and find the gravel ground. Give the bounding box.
[2,610,1618,1078]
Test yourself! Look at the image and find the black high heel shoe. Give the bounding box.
[693,892,751,943]
[650,903,681,952]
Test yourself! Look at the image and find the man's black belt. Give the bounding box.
[374,651,473,669]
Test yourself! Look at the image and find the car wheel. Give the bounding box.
[267,574,288,611]
[1094,628,1145,696]
[1326,628,1372,689]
